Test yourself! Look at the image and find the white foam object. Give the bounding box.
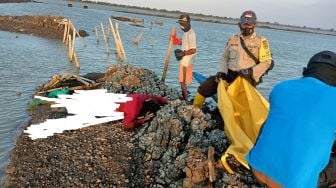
[24,89,133,140]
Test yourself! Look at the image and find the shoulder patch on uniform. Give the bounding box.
[262,40,269,50]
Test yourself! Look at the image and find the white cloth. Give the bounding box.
[24,89,133,140]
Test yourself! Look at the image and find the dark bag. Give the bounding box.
[174,49,185,61]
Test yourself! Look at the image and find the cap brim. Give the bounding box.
[240,20,255,25]
[177,20,187,24]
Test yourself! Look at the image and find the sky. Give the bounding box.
[89,0,336,30]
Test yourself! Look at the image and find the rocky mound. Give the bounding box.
[3,64,261,187]
[101,64,179,100]
[130,100,259,187]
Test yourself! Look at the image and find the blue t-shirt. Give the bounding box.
[247,77,336,187]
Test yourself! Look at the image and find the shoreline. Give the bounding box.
[0,0,32,3]
[80,0,336,37]
[0,15,89,40]
[0,16,66,39]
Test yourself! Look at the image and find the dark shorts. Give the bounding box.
[319,156,336,187]
[197,69,258,97]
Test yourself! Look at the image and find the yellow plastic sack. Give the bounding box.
[217,77,269,173]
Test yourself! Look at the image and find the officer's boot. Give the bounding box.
[193,92,205,108]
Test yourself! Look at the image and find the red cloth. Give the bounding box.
[170,31,182,45]
[117,94,168,129]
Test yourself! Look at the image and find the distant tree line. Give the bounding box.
[81,0,335,32]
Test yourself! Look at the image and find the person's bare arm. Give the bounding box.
[184,48,196,55]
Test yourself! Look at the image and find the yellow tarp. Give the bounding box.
[217,77,269,173]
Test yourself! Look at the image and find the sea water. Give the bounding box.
[0,0,335,182]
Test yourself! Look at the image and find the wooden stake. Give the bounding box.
[108,18,122,60]
[71,27,76,61]
[37,83,102,95]
[63,21,68,43]
[115,23,127,62]
[133,32,144,45]
[161,26,176,82]
[95,27,99,43]
[100,22,109,53]
[68,35,73,62]
[73,52,80,68]
[106,23,110,40]
[66,20,71,45]
[208,146,216,182]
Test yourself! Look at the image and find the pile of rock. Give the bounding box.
[130,99,259,187]
[4,64,260,187]
[102,64,179,100]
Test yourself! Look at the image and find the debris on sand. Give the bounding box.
[36,73,103,96]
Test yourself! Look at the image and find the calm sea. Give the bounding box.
[0,0,335,182]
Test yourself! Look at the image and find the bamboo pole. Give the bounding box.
[108,18,122,60]
[71,26,76,61]
[95,27,99,43]
[100,22,109,54]
[72,75,95,84]
[68,35,73,62]
[70,22,86,47]
[133,32,144,45]
[73,52,80,68]
[106,23,110,40]
[37,83,102,95]
[62,21,68,43]
[66,20,71,45]
[115,23,127,62]
[161,26,176,82]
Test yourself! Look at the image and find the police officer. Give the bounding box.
[193,10,273,108]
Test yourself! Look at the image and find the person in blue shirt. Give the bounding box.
[247,51,336,187]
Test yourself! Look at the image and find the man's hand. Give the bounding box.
[238,67,253,76]
[144,112,155,122]
[215,72,226,83]
[237,67,257,86]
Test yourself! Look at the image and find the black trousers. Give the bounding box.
[197,70,256,97]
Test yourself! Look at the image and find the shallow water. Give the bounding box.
[0,0,335,182]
